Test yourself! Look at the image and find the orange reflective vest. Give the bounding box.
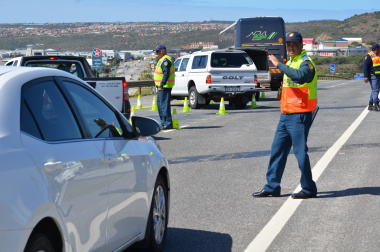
[367,51,380,75]
[281,50,318,114]
[154,55,175,88]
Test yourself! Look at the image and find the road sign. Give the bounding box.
[92,48,103,71]
[330,64,335,73]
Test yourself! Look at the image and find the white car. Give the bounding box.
[172,49,267,109]
[0,67,170,252]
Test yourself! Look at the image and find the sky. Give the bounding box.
[0,0,378,24]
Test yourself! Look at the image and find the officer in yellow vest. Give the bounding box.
[253,32,318,199]
[363,43,380,111]
[154,44,175,129]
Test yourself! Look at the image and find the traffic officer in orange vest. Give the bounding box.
[253,32,318,199]
[154,44,175,129]
[363,43,380,111]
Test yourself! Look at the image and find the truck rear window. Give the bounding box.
[211,53,253,68]
[24,61,85,77]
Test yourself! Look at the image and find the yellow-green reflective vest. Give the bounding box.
[281,50,318,114]
[154,55,175,88]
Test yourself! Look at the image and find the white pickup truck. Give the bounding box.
[172,49,270,109]
[5,56,131,118]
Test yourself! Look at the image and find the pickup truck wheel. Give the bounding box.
[234,99,248,109]
[189,87,202,109]
[255,92,260,101]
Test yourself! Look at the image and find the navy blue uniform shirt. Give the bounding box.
[363,54,374,79]
[277,57,315,84]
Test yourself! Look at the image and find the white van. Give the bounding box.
[172,49,266,109]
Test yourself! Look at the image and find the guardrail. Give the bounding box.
[127,80,155,95]
[318,75,352,80]
[127,80,155,87]
[126,75,353,95]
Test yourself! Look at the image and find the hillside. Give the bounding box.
[0,11,379,51]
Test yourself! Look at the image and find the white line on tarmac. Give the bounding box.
[244,107,369,252]
[330,81,354,88]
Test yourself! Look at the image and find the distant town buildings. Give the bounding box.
[0,22,371,63]
[303,37,368,57]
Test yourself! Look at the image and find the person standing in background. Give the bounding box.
[154,44,175,129]
[363,43,380,111]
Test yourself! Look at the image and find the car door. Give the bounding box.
[173,57,190,95]
[60,79,151,251]
[20,77,108,251]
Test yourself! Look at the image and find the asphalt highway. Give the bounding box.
[127,79,380,252]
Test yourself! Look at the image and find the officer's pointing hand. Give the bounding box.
[268,55,279,67]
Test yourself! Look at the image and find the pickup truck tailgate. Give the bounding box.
[208,70,257,86]
[83,77,123,110]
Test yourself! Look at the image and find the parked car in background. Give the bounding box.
[4,56,131,118]
[0,66,170,252]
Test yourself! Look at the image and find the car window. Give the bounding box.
[21,101,42,139]
[61,80,125,139]
[21,79,82,141]
[174,59,182,71]
[5,61,13,66]
[211,53,253,68]
[192,56,208,69]
[179,58,189,71]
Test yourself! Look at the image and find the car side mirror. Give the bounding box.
[131,116,160,137]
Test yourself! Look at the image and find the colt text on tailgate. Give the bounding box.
[223,76,244,80]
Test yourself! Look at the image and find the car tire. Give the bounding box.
[148,175,168,252]
[24,232,55,252]
[189,86,201,109]
[233,99,248,109]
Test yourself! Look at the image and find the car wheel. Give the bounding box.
[189,86,201,109]
[24,232,55,252]
[148,175,168,252]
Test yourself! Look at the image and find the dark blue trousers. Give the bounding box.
[369,74,380,103]
[157,88,173,128]
[263,112,317,196]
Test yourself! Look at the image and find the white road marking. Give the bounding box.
[329,80,354,88]
[244,107,369,252]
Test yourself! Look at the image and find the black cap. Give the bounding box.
[372,43,380,50]
[286,32,303,43]
[94,118,106,125]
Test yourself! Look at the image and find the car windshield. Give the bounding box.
[211,52,253,68]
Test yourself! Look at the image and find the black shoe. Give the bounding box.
[252,190,280,197]
[291,191,316,199]
[375,102,380,111]
[368,103,374,110]
[162,125,173,130]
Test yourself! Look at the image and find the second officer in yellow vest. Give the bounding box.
[154,44,175,129]
[253,32,318,199]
